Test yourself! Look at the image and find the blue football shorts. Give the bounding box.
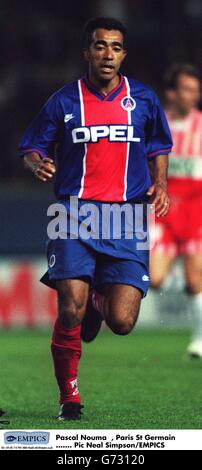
[40,198,150,297]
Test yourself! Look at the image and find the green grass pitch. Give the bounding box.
[0,328,202,429]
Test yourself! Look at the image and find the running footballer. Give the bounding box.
[19,17,172,420]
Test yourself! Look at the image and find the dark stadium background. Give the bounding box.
[1,0,202,182]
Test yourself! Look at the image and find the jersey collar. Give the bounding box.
[82,74,125,101]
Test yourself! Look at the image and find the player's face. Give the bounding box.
[166,74,201,114]
[84,28,126,82]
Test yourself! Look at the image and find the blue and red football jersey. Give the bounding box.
[19,75,172,202]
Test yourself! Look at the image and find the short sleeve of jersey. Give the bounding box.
[18,93,61,159]
[145,90,173,159]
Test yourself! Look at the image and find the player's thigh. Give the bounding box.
[150,254,174,288]
[103,283,142,316]
[184,254,202,294]
[94,249,149,333]
[56,278,90,325]
[95,255,149,307]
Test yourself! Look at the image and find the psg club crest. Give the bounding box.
[121,96,136,111]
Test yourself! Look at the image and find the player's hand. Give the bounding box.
[33,157,56,182]
[24,154,56,182]
[146,182,170,217]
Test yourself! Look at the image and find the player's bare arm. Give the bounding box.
[24,152,56,182]
[147,154,170,217]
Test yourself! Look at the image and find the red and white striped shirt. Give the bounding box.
[166,109,202,196]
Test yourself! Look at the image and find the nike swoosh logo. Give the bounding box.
[64,113,74,123]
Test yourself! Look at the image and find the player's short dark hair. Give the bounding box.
[83,17,127,48]
[164,63,201,90]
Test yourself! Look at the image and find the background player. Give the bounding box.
[19,17,172,420]
[150,63,202,357]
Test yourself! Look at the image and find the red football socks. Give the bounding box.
[51,319,82,404]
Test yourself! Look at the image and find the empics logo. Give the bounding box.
[5,435,16,442]
[4,431,49,445]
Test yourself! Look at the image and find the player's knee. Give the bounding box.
[106,312,137,336]
[58,300,85,327]
[150,277,164,290]
[186,276,202,295]
[110,318,135,335]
